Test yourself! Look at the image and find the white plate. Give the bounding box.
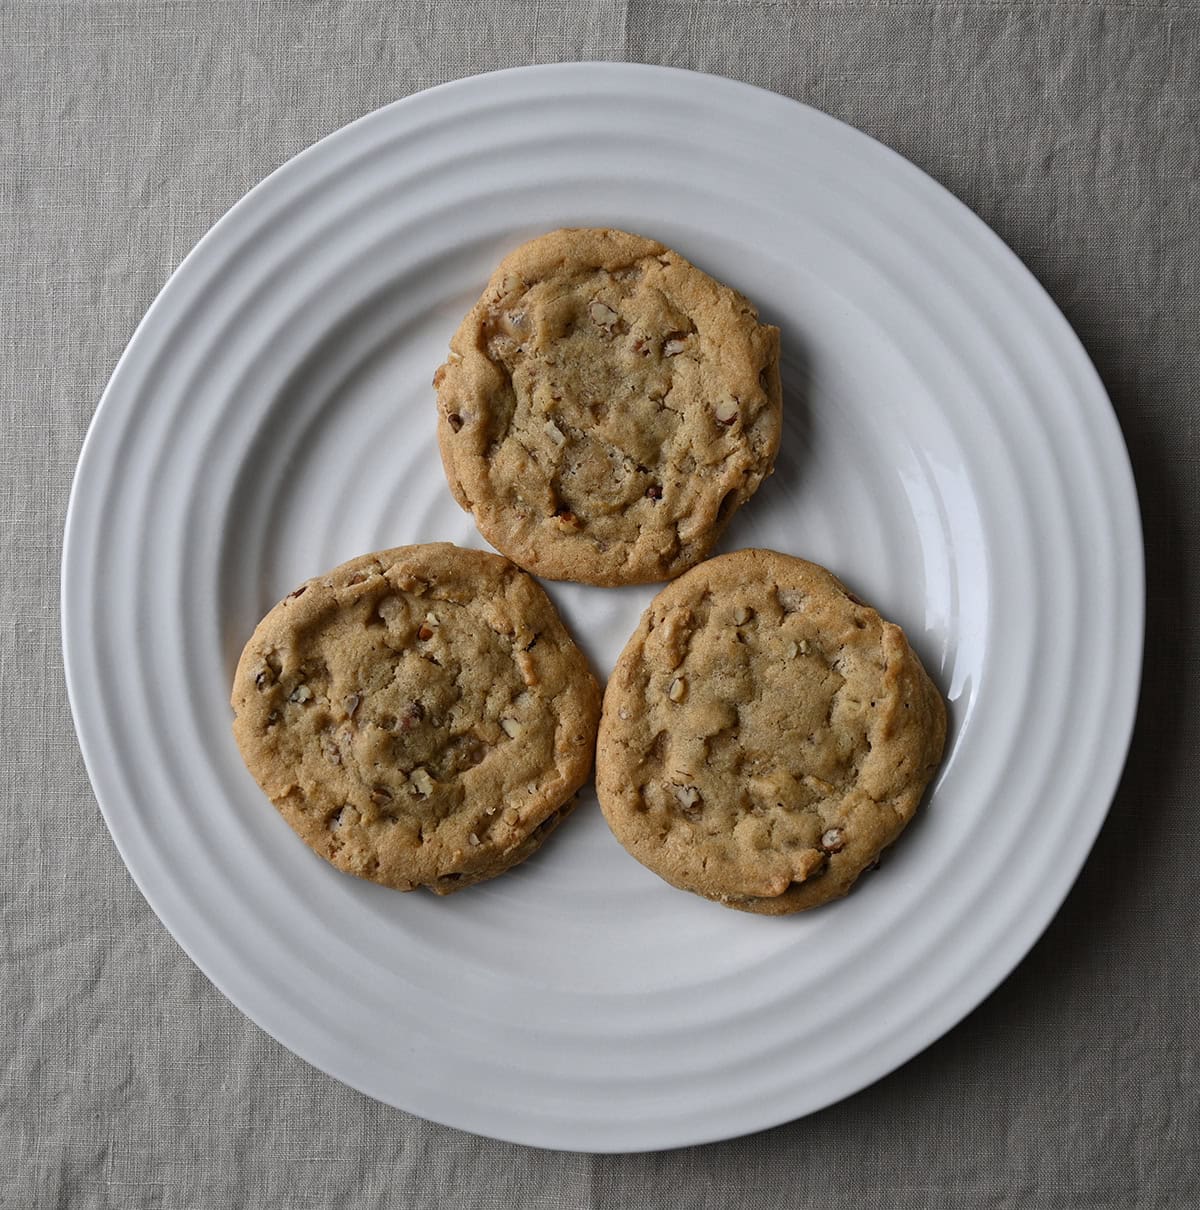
[62,63,1143,1152]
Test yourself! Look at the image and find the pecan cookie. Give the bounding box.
[231,544,600,894]
[595,550,946,914]
[434,228,782,586]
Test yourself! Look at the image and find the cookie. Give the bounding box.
[595,550,946,914]
[434,228,782,586]
[231,543,600,894]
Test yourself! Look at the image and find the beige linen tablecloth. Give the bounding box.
[3,2,1197,1205]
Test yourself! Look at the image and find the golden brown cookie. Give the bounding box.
[596,550,946,914]
[231,544,600,894]
[434,228,782,586]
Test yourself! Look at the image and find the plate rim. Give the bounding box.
[61,60,1145,1152]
